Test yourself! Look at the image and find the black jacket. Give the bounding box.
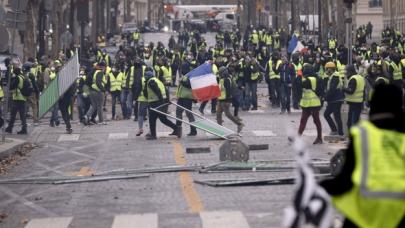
[325,73,345,102]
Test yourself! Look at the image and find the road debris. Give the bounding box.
[0,143,37,175]
[248,144,269,150]
[186,147,211,154]
[194,175,332,187]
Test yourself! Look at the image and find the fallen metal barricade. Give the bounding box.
[150,102,236,139]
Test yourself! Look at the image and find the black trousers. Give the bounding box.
[176,98,196,133]
[324,101,344,135]
[269,78,281,106]
[148,102,177,137]
[200,98,217,112]
[8,100,27,131]
[59,95,72,130]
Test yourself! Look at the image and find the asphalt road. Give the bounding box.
[0,33,346,228]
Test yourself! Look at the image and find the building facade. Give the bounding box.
[356,0,383,38]
[383,0,405,33]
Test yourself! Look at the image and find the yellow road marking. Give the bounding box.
[71,167,94,177]
[172,141,204,213]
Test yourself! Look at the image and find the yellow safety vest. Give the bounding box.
[333,120,405,228]
[390,62,402,81]
[50,71,57,81]
[176,76,193,100]
[274,39,280,49]
[328,39,336,49]
[251,33,259,44]
[265,34,272,45]
[218,77,230,101]
[300,76,321,108]
[91,70,105,91]
[336,61,346,79]
[268,60,282,79]
[345,75,365,103]
[133,32,140,40]
[161,66,172,85]
[0,86,4,99]
[13,75,26,101]
[109,72,124,92]
[147,77,166,102]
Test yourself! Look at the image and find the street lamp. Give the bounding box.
[344,0,356,65]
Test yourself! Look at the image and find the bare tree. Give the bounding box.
[23,0,40,61]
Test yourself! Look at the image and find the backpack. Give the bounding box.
[20,76,33,97]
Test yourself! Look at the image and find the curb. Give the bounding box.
[0,138,28,160]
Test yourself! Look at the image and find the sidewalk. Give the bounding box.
[0,137,27,160]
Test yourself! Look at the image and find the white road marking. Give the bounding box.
[200,211,250,228]
[248,110,265,114]
[25,217,73,228]
[108,133,129,140]
[58,134,80,142]
[252,130,277,137]
[111,214,158,228]
[303,130,318,137]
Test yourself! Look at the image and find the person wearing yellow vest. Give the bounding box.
[133,66,148,136]
[199,60,219,114]
[132,30,141,44]
[297,64,323,144]
[250,30,259,50]
[133,64,147,122]
[5,66,28,134]
[85,62,107,125]
[321,84,405,228]
[159,58,173,87]
[291,53,303,109]
[216,67,244,133]
[243,57,262,110]
[390,53,403,89]
[345,65,366,130]
[175,74,197,138]
[328,38,337,51]
[108,66,124,120]
[323,62,345,137]
[144,70,178,140]
[266,53,282,108]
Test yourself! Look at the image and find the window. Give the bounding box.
[369,0,382,8]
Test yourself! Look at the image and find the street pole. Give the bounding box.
[318,0,322,45]
[345,2,353,65]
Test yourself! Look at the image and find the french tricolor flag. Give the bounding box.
[187,63,221,102]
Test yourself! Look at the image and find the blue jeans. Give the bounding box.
[245,82,257,109]
[279,84,291,112]
[76,94,87,122]
[347,102,363,130]
[111,91,122,118]
[120,89,133,119]
[137,101,148,129]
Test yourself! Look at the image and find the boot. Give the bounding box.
[313,138,323,145]
[17,129,27,135]
[145,133,157,140]
[187,127,197,136]
[5,127,12,134]
[136,129,144,136]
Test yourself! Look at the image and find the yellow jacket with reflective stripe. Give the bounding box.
[390,62,402,81]
[345,75,365,103]
[12,75,26,101]
[109,72,124,92]
[333,120,405,228]
[267,60,282,79]
[147,77,166,102]
[300,76,321,108]
[91,70,105,92]
[160,66,172,85]
[137,77,147,102]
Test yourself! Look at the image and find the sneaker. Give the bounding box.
[136,129,144,136]
[55,120,60,126]
[313,138,323,145]
[187,131,197,136]
[237,123,244,133]
[99,122,107,125]
[145,133,157,140]
[66,128,73,134]
[50,122,55,127]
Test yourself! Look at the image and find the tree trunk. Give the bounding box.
[51,0,63,58]
[320,0,329,44]
[291,0,300,33]
[336,0,345,45]
[23,0,39,61]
